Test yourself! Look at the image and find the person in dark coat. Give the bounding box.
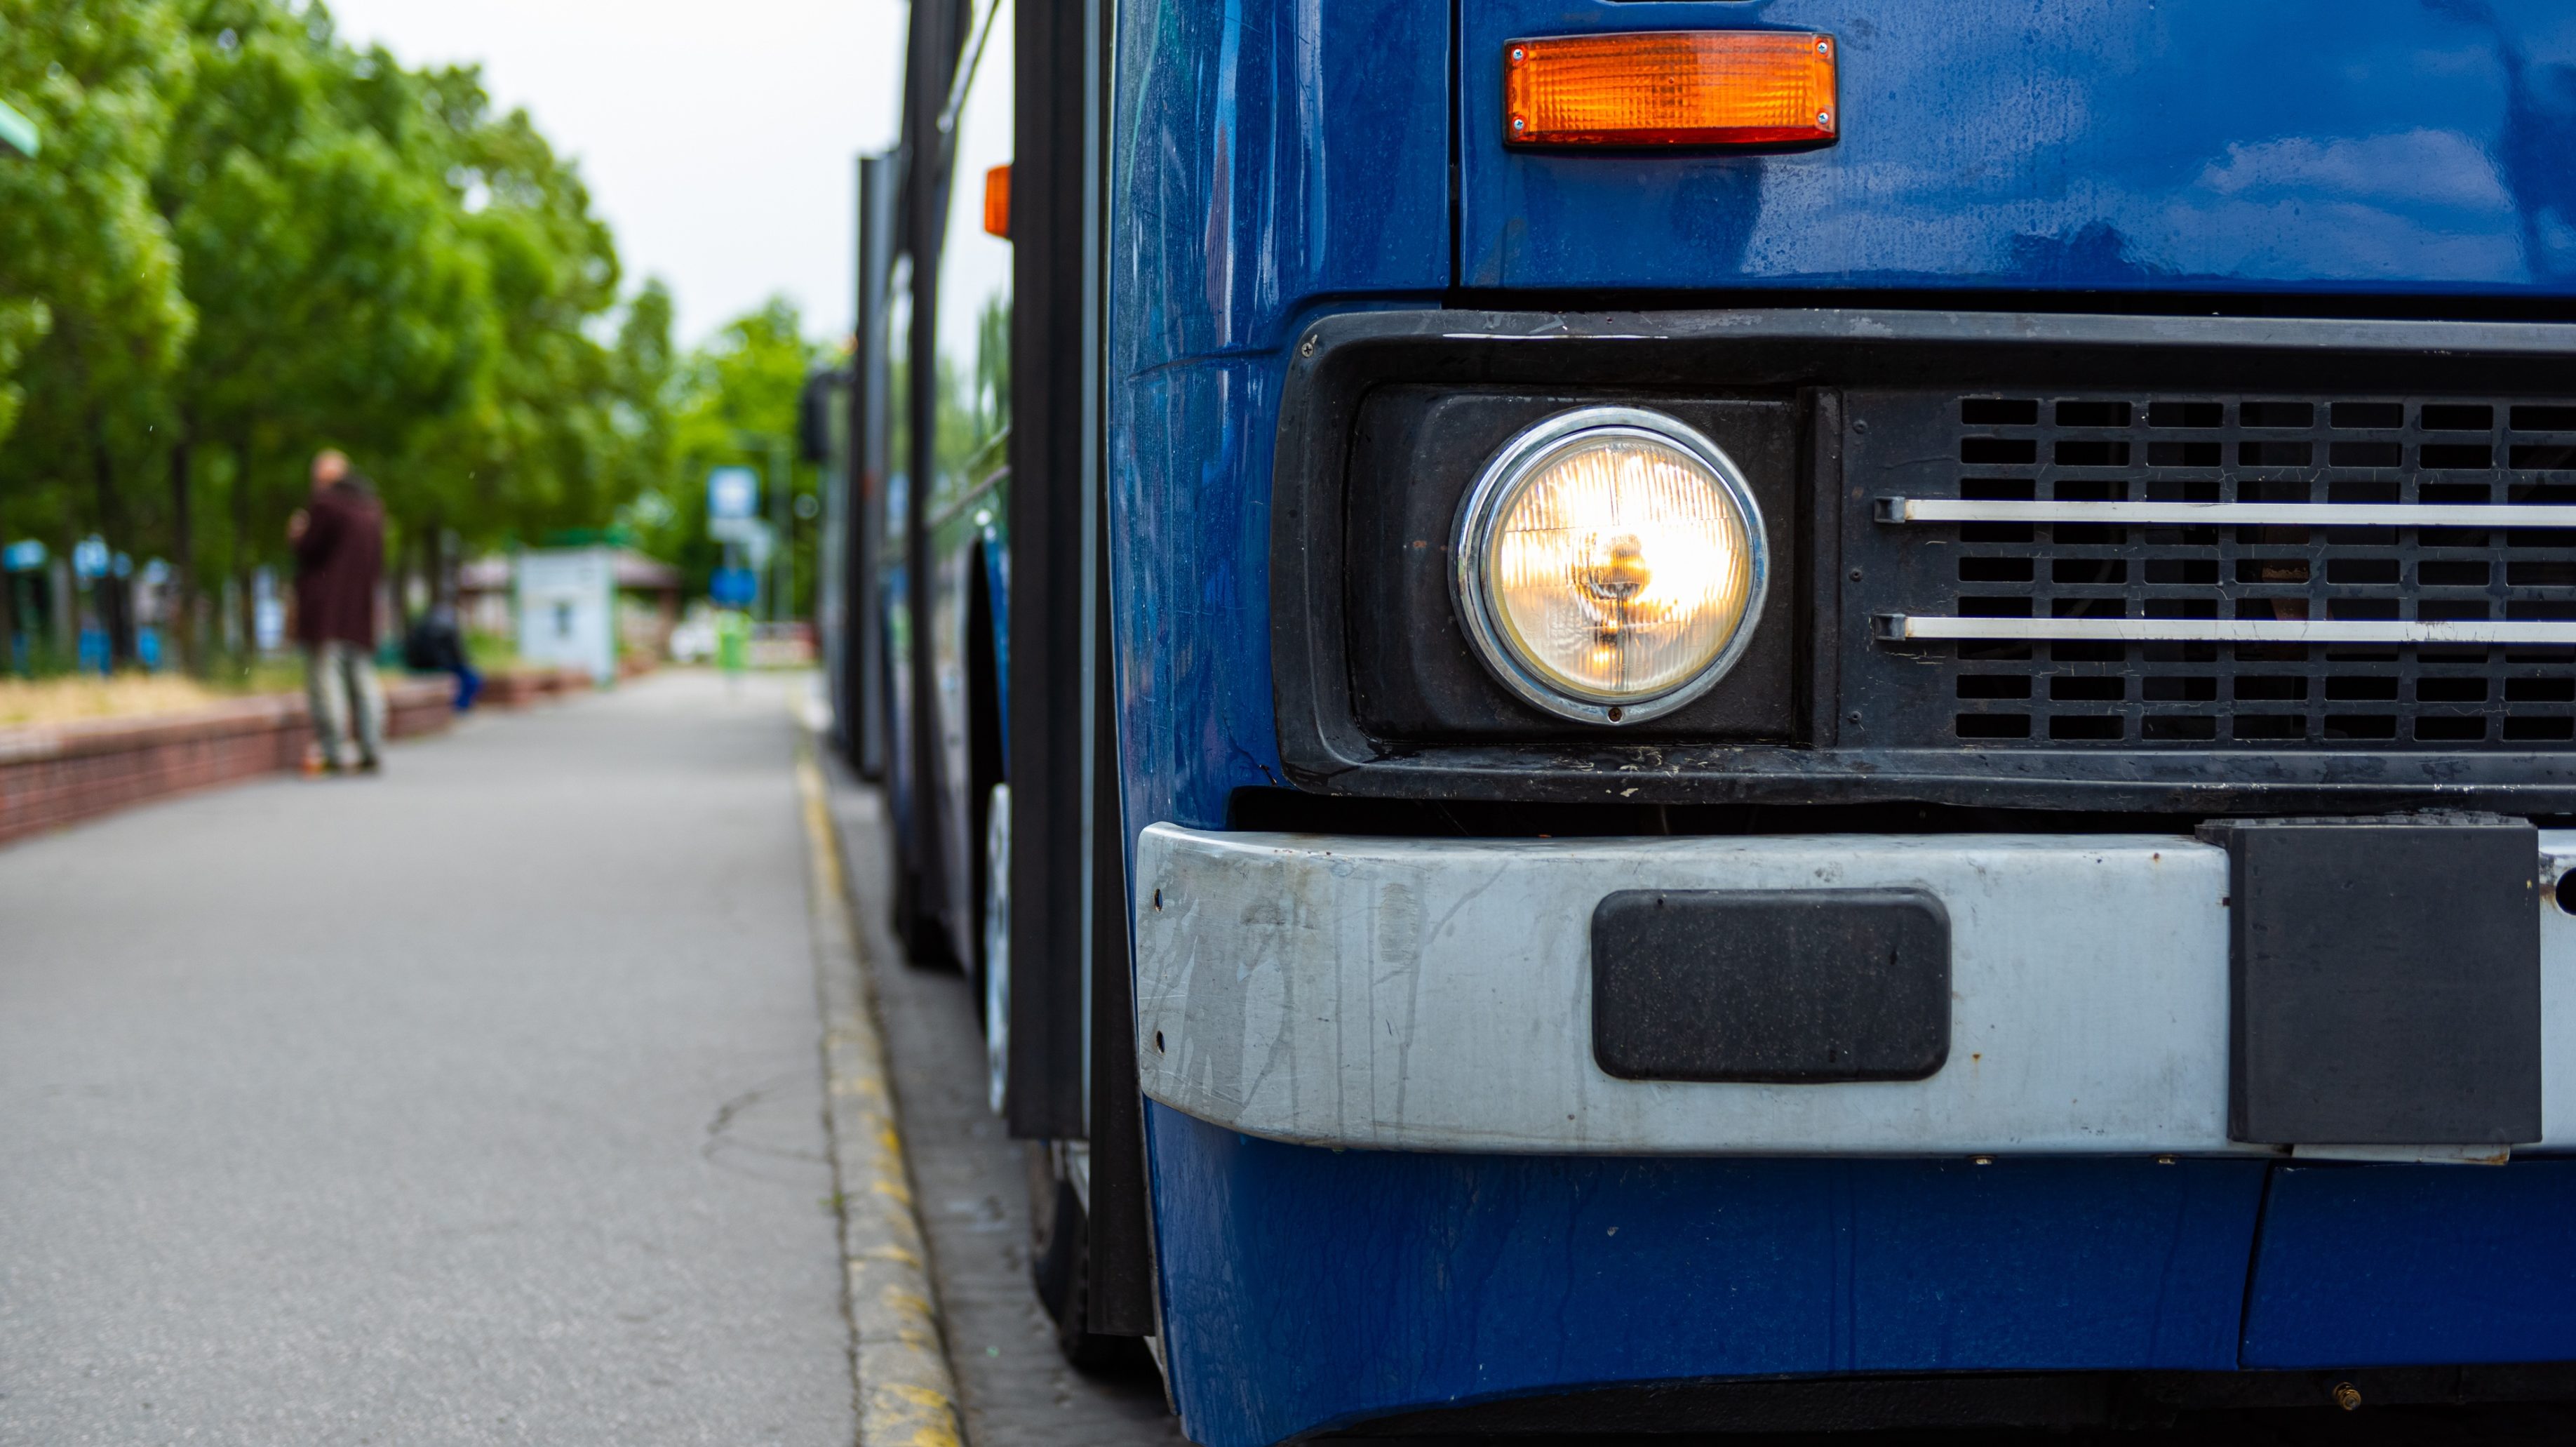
[289,450,387,773]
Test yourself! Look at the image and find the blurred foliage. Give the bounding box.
[0,0,194,524]
[619,288,1007,622]
[0,0,872,668]
[927,291,1009,512]
[622,294,829,616]
[461,625,516,672]
[0,0,680,668]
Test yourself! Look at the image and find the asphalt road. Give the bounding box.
[1,672,854,1446]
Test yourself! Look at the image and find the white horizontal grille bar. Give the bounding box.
[1879,497,2576,528]
[1877,615,2576,646]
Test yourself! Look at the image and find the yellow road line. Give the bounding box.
[797,738,967,1447]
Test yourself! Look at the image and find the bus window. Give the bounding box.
[934,0,1012,511]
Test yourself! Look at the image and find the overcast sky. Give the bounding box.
[323,0,908,348]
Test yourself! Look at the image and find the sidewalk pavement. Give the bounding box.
[0,671,855,1446]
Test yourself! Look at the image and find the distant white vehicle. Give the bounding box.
[667,606,720,665]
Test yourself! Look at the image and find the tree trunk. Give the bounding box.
[231,436,256,661]
[0,495,15,674]
[168,419,198,673]
[417,525,434,615]
[88,415,135,669]
[402,521,427,629]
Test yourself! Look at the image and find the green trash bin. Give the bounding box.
[715,609,749,674]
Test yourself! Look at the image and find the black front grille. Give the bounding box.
[1842,391,2576,749]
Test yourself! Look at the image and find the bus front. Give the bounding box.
[1105,4,2576,1443]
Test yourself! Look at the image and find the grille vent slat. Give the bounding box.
[1846,392,2576,750]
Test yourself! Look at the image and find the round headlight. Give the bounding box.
[1452,407,1767,725]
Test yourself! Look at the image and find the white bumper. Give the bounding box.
[1131,824,2576,1156]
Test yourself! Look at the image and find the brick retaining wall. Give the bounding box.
[480,665,595,707]
[0,677,457,848]
[0,664,633,848]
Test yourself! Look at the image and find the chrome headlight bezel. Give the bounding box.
[1449,405,1771,727]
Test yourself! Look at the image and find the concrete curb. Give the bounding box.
[797,738,968,1447]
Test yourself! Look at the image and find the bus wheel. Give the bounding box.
[1030,1169,1146,1373]
[890,843,950,967]
[982,783,1010,1115]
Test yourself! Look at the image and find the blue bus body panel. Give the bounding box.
[1112,361,1281,836]
[1111,0,1449,374]
[2241,1160,2576,1368]
[1110,0,1448,837]
[878,472,920,853]
[983,522,1009,764]
[1147,1104,2269,1447]
[1462,0,2576,295]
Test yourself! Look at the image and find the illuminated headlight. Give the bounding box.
[1451,406,1767,726]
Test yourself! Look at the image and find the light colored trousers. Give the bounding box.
[305,639,386,768]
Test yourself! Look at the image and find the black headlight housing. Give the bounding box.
[1343,385,1802,744]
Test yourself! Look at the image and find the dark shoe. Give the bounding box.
[356,757,383,775]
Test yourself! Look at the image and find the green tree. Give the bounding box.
[154,0,495,663]
[391,71,669,574]
[0,0,194,595]
[625,291,1000,621]
[635,295,826,610]
[0,269,45,453]
[0,1,676,674]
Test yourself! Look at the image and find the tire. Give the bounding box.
[885,636,952,967]
[982,782,1011,1116]
[890,829,952,968]
[1028,1165,1148,1374]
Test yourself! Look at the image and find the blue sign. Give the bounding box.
[707,466,759,522]
[1,540,43,572]
[72,535,109,580]
[709,566,757,606]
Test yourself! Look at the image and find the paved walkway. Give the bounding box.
[0,672,854,1446]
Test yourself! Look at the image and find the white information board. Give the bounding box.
[515,547,616,684]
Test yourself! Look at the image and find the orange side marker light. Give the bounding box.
[1505,31,1839,149]
[983,164,1012,239]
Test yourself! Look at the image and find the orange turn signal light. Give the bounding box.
[983,164,1011,239]
[1505,31,1838,149]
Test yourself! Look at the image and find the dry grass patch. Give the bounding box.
[0,674,239,728]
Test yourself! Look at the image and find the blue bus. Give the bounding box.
[824,4,2576,1442]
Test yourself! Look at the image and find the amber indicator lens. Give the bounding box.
[982,164,1012,239]
[1505,30,1838,148]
